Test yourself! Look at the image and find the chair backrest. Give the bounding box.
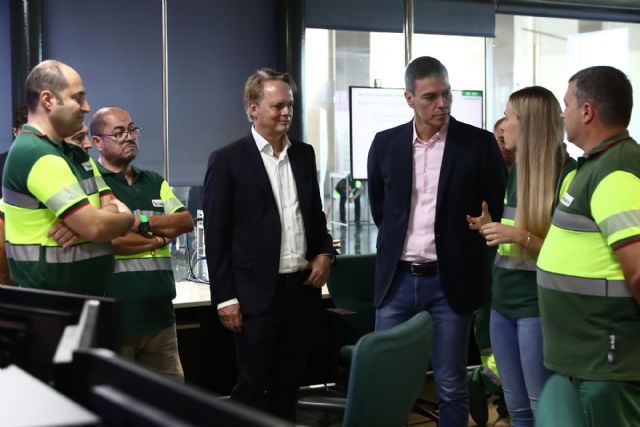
[535,374,586,427]
[326,254,376,344]
[342,312,433,427]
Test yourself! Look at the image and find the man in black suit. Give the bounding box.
[367,56,505,426]
[203,68,335,421]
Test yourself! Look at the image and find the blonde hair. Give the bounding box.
[243,68,297,122]
[509,86,564,240]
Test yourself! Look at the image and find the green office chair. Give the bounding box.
[300,311,433,427]
[325,253,376,347]
[535,374,586,427]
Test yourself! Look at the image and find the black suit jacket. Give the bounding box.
[367,117,506,314]
[203,133,335,315]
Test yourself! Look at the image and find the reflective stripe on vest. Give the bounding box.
[5,241,112,263]
[3,187,40,209]
[552,209,599,232]
[45,182,85,213]
[79,176,98,196]
[537,268,632,298]
[503,206,516,220]
[134,209,164,217]
[114,257,172,273]
[599,209,640,240]
[494,252,536,271]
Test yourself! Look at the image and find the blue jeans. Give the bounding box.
[490,309,552,427]
[376,270,472,427]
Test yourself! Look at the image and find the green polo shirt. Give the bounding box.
[98,163,185,339]
[538,130,640,380]
[2,125,114,294]
[492,159,576,318]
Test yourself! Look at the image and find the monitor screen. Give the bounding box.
[69,349,292,427]
[0,285,122,383]
[349,86,484,180]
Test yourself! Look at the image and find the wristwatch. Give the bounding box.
[138,214,151,235]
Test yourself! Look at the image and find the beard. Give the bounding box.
[51,110,83,140]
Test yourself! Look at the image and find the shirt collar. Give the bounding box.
[412,119,448,147]
[584,129,631,158]
[97,160,140,181]
[252,126,291,157]
[20,124,59,147]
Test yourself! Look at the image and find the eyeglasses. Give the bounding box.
[94,127,141,143]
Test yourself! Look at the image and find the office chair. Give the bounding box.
[326,253,376,344]
[299,311,433,427]
[535,374,586,427]
[324,254,376,382]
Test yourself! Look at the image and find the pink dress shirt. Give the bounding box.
[400,120,448,262]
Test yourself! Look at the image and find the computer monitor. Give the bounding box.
[0,285,122,383]
[69,348,292,427]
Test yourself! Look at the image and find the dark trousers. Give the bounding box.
[231,280,318,421]
[338,190,361,223]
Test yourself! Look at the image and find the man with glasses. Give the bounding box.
[3,60,134,293]
[91,106,193,381]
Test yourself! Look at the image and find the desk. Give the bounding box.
[0,364,99,427]
[173,280,329,307]
[173,280,211,308]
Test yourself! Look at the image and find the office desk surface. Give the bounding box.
[173,280,211,308]
[0,364,99,427]
[173,280,329,309]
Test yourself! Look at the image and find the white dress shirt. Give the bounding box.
[217,127,308,309]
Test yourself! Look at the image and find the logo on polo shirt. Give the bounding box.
[560,192,574,207]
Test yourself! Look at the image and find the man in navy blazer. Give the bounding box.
[367,57,505,426]
[203,68,335,421]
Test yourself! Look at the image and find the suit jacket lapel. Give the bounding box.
[399,121,414,211]
[287,141,309,213]
[436,117,460,212]
[244,133,278,208]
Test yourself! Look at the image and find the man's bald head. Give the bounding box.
[25,60,74,112]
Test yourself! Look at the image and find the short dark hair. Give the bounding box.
[569,66,633,128]
[12,106,28,131]
[24,60,69,112]
[404,56,448,94]
[244,68,297,122]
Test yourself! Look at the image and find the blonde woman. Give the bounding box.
[467,86,575,427]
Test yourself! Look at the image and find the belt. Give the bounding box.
[278,269,311,286]
[398,261,438,276]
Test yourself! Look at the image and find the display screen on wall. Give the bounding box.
[349,86,484,180]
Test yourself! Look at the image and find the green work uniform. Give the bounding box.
[98,164,184,339]
[492,160,576,318]
[2,125,114,294]
[537,131,640,427]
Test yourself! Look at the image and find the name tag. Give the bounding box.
[560,192,574,207]
[82,161,93,172]
[152,199,164,208]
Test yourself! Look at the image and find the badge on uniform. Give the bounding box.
[152,199,164,208]
[82,161,93,172]
[560,192,574,207]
